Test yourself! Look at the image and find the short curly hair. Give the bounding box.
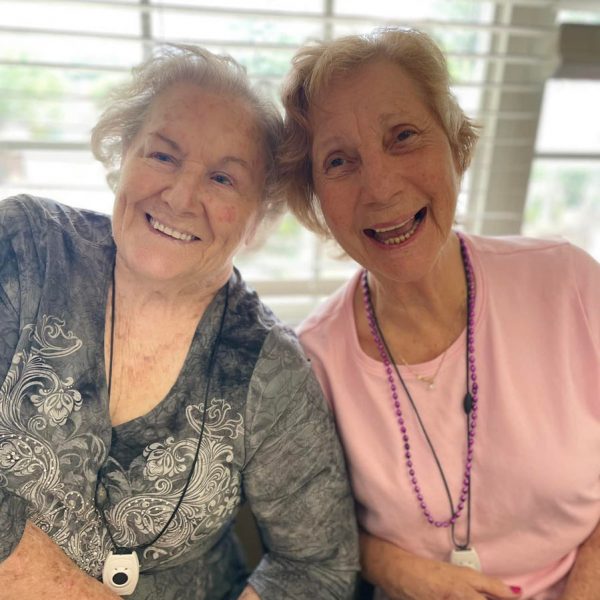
[279,28,480,237]
[91,44,283,219]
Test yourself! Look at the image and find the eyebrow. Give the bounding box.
[148,132,251,171]
[378,112,409,126]
[313,114,412,149]
[312,134,345,153]
[219,155,251,171]
[149,131,182,154]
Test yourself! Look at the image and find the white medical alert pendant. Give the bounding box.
[102,550,140,596]
[450,547,481,571]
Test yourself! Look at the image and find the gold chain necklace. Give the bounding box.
[396,346,450,390]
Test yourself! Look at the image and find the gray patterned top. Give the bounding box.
[0,196,358,599]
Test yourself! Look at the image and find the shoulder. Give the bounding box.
[466,233,599,344]
[297,271,360,348]
[0,194,112,247]
[233,289,325,419]
[464,232,594,283]
[222,270,314,384]
[295,274,361,410]
[225,268,282,348]
[261,323,312,375]
[245,322,331,460]
[255,312,315,393]
[0,194,41,236]
[465,232,575,263]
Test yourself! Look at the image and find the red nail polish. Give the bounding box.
[510,586,522,594]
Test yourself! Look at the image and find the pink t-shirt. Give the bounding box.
[298,234,600,599]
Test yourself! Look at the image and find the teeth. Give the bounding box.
[373,216,414,234]
[382,217,420,245]
[149,216,195,241]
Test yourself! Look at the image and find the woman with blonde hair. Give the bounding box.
[280,27,600,599]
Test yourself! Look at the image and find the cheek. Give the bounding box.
[421,164,458,202]
[217,206,238,225]
[112,190,138,227]
[316,181,339,215]
[319,193,353,230]
[321,206,352,243]
[111,193,126,230]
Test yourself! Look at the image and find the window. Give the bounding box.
[2,0,597,321]
[523,9,600,259]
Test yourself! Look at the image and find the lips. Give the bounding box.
[147,215,199,242]
[364,207,426,245]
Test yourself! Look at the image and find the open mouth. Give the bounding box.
[147,215,199,242]
[363,207,426,246]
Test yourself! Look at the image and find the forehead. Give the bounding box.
[142,82,261,147]
[309,60,432,131]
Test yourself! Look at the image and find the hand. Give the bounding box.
[389,553,521,600]
[360,532,521,600]
[237,584,261,599]
[0,522,120,600]
[558,517,600,600]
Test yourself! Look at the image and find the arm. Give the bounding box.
[559,518,600,600]
[0,522,119,600]
[361,531,521,600]
[243,332,359,600]
[557,246,600,599]
[0,210,115,598]
[238,585,261,599]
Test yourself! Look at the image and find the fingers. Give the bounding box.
[474,574,522,599]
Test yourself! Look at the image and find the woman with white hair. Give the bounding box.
[0,45,358,599]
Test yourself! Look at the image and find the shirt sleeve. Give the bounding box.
[570,243,600,356]
[0,489,28,563]
[0,271,19,383]
[0,199,28,563]
[243,328,359,599]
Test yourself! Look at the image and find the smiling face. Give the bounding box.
[112,82,266,290]
[309,59,461,286]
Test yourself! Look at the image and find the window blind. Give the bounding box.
[1,0,595,322]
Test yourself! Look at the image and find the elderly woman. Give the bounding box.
[0,45,358,599]
[279,28,600,600]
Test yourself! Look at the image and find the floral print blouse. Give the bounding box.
[0,196,358,599]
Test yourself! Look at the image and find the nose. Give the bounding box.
[161,167,203,214]
[359,151,403,205]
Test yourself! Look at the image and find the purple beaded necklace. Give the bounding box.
[361,233,478,548]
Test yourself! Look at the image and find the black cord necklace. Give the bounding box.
[374,321,473,550]
[361,234,481,570]
[95,261,229,594]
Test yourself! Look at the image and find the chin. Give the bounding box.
[119,250,181,283]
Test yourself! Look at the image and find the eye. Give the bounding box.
[327,156,346,169]
[147,151,179,166]
[394,128,417,144]
[211,173,233,186]
[320,152,357,178]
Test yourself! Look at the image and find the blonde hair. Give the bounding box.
[91,44,283,218]
[279,28,479,237]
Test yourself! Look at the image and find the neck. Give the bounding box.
[113,256,230,321]
[356,232,467,363]
[372,232,465,327]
